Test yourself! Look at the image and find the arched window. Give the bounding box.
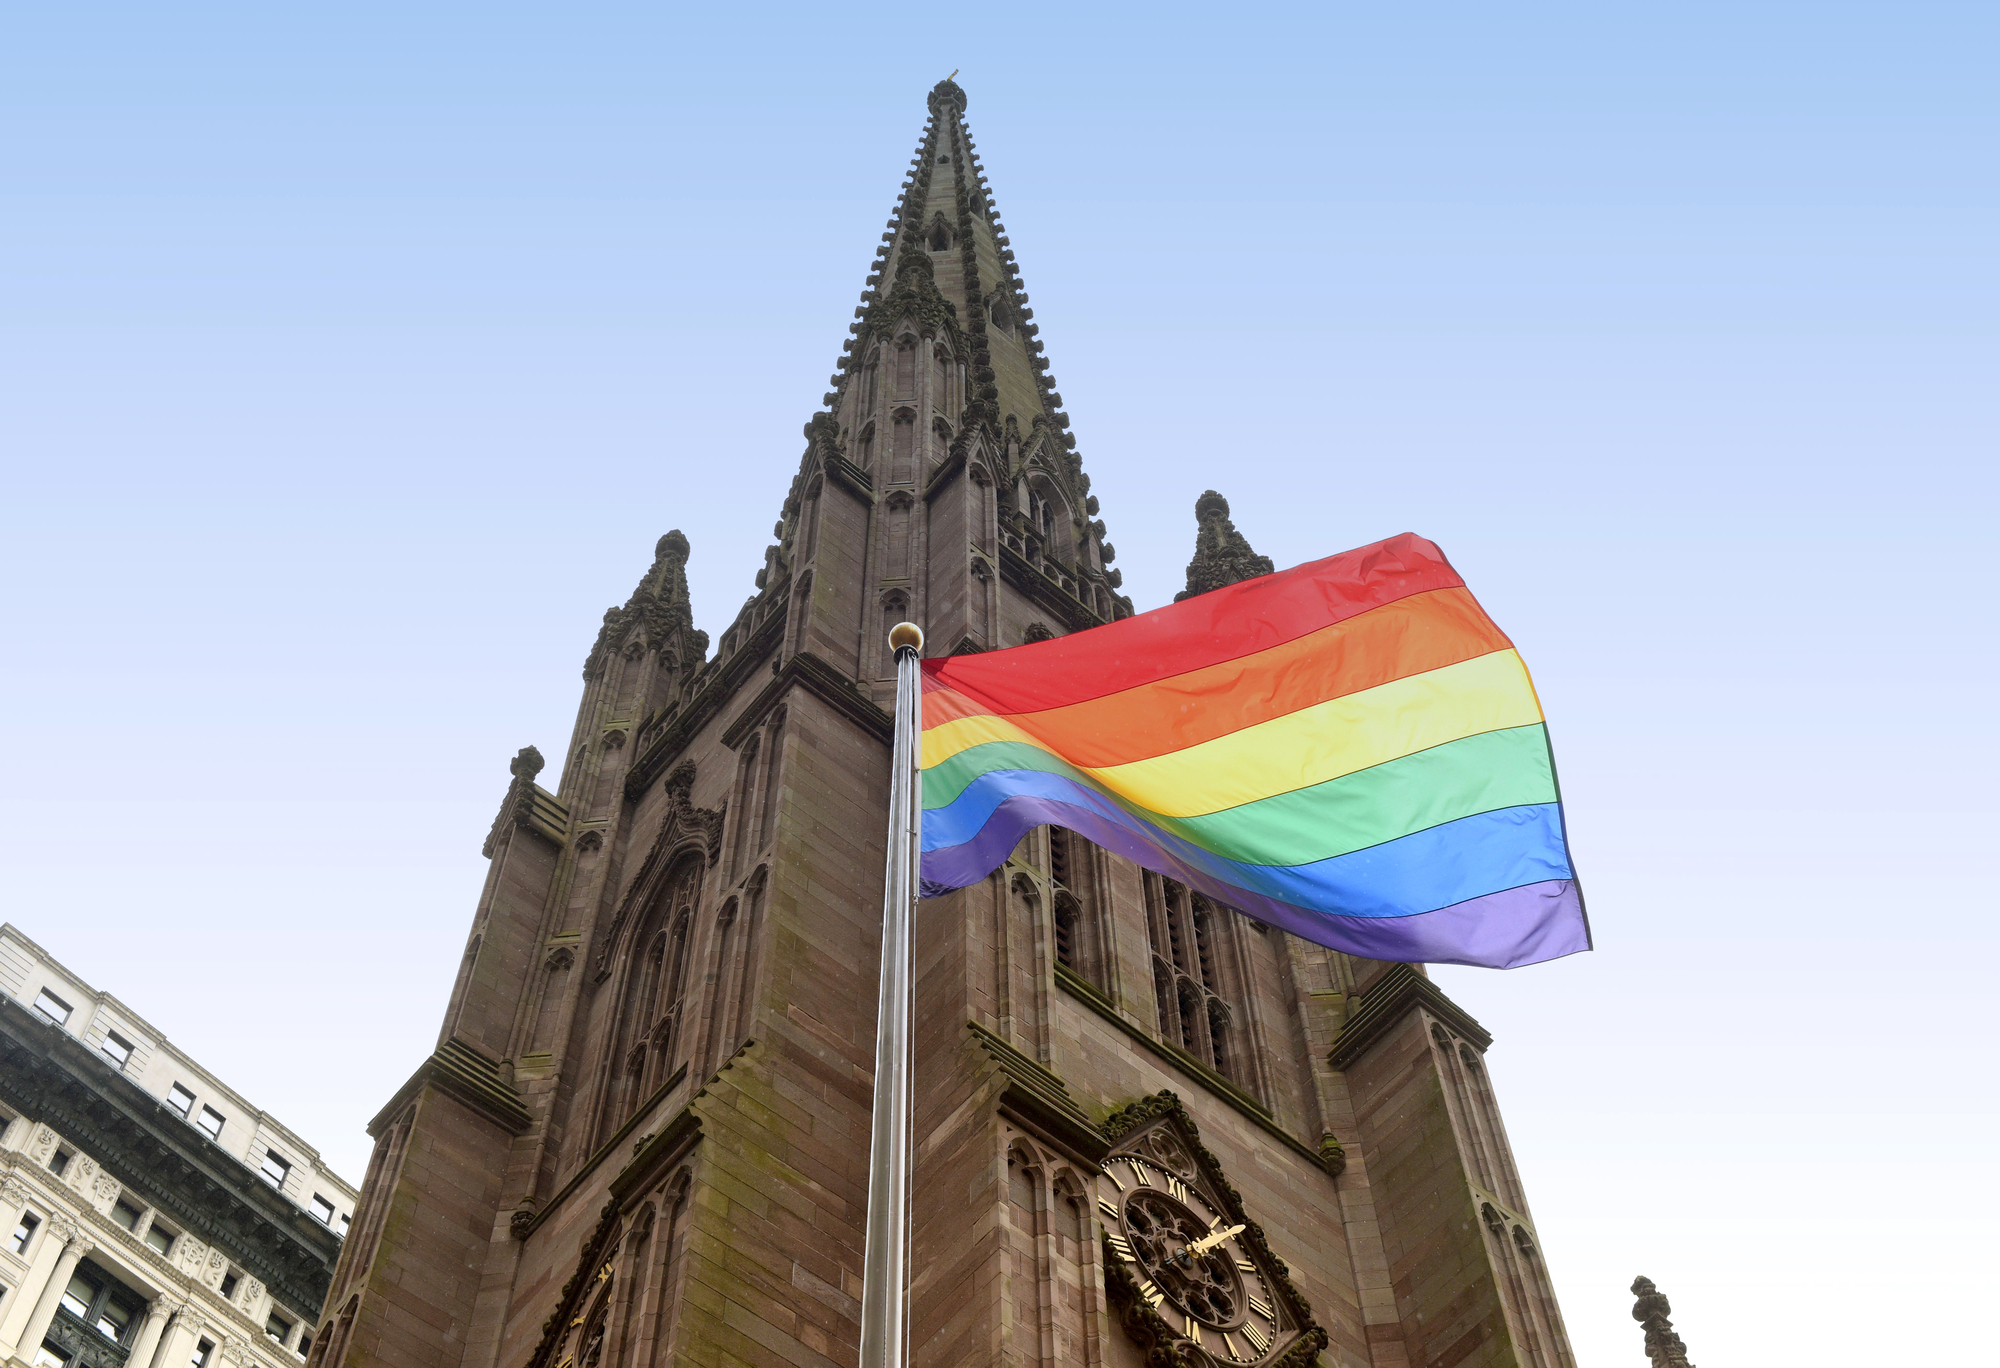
[731,736,760,877]
[1141,873,1244,1086]
[859,349,879,412]
[600,857,702,1144]
[894,337,917,397]
[756,715,784,856]
[891,410,915,483]
[1053,896,1077,970]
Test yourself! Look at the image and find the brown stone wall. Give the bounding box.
[1345,1010,1515,1368]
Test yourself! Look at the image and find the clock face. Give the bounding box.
[1097,1152,1285,1365]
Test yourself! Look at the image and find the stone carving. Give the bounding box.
[1316,1132,1347,1178]
[1631,1276,1695,1368]
[1177,490,1275,602]
[544,945,576,973]
[0,1175,29,1207]
[175,1234,209,1275]
[47,1212,79,1245]
[603,767,722,944]
[240,1276,264,1311]
[92,1171,120,1202]
[575,828,604,853]
[510,1206,536,1241]
[1022,621,1054,644]
[510,746,545,782]
[29,1124,57,1161]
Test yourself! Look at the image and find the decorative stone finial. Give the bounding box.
[510,746,545,782]
[1631,1276,1695,1368]
[928,78,967,115]
[655,529,689,562]
[1176,490,1275,602]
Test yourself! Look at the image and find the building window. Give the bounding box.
[197,1106,225,1140]
[259,1151,291,1188]
[111,1199,142,1231]
[266,1311,292,1343]
[31,1348,68,1368]
[59,1262,145,1342]
[310,1194,335,1224]
[144,1220,174,1256]
[12,1213,38,1253]
[337,1212,350,1236]
[100,1031,134,1069]
[191,1338,216,1368]
[49,1148,72,1177]
[167,1083,196,1117]
[219,1272,238,1301]
[299,1332,313,1358]
[32,989,71,1026]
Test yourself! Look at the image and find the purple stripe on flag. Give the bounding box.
[919,791,1586,969]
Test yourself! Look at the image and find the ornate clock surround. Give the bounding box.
[1098,1091,1329,1368]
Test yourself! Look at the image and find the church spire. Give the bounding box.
[1176,490,1275,601]
[779,78,1130,669]
[581,529,704,682]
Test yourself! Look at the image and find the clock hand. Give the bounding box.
[1184,1222,1245,1257]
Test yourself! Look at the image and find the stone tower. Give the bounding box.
[309,80,1575,1368]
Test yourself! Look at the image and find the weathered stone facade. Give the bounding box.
[312,80,1574,1368]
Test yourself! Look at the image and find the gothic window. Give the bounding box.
[731,737,760,877]
[894,337,917,397]
[602,858,701,1143]
[859,349,879,412]
[931,347,948,412]
[1141,873,1242,1084]
[1191,898,1219,993]
[857,423,875,471]
[891,410,916,482]
[756,715,784,855]
[1045,826,1103,987]
[731,867,768,1048]
[1053,896,1077,970]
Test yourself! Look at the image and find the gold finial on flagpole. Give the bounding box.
[889,622,924,653]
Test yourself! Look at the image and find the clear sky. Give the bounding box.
[3,4,1994,1364]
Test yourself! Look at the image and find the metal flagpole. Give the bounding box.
[859,621,924,1368]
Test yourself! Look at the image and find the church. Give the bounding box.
[306,79,1575,1368]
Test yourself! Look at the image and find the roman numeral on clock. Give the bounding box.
[1166,1174,1190,1203]
[1138,1279,1166,1309]
[1099,1196,1121,1223]
[1128,1161,1153,1187]
[1248,1294,1273,1320]
[1106,1234,1136,1264]
[1184,1313,1202,1343]
[1234,1257,1256,1273]
[1242,1321,1271,1354]
[1102,1163,1126,1191]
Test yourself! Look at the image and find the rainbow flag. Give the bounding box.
[917,534,1588,969]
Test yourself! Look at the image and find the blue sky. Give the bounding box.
[3,5,1995,1364]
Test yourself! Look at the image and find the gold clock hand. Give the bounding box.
[1184,1222,1245,1257]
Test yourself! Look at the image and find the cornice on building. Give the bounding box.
[0,926,359,1222]
[0,995,342,1320]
